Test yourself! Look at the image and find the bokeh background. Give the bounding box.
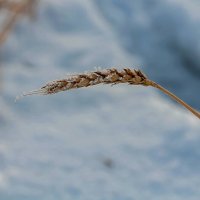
[0,0,200,199]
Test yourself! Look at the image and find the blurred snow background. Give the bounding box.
[0,0,200,199]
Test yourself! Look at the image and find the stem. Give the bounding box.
[147,80,200,120]
[0,0,28,45]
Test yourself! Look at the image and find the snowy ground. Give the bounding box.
[0,0,200,199]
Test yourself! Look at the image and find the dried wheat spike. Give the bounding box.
[25,68,150,95]
[24,68,200,119]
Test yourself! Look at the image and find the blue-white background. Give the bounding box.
[0,0,200,199]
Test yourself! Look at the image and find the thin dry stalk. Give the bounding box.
[0,0,37,45]
[0,0,7,9]
[23,68,200,119]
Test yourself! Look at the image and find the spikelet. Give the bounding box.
[23,68,200,120]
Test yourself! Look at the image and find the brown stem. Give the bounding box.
[0,0,30,45]
[147,80,200,119]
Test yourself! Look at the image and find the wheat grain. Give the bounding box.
[23,68,200,119]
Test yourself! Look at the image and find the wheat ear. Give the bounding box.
[23,68,200,119]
